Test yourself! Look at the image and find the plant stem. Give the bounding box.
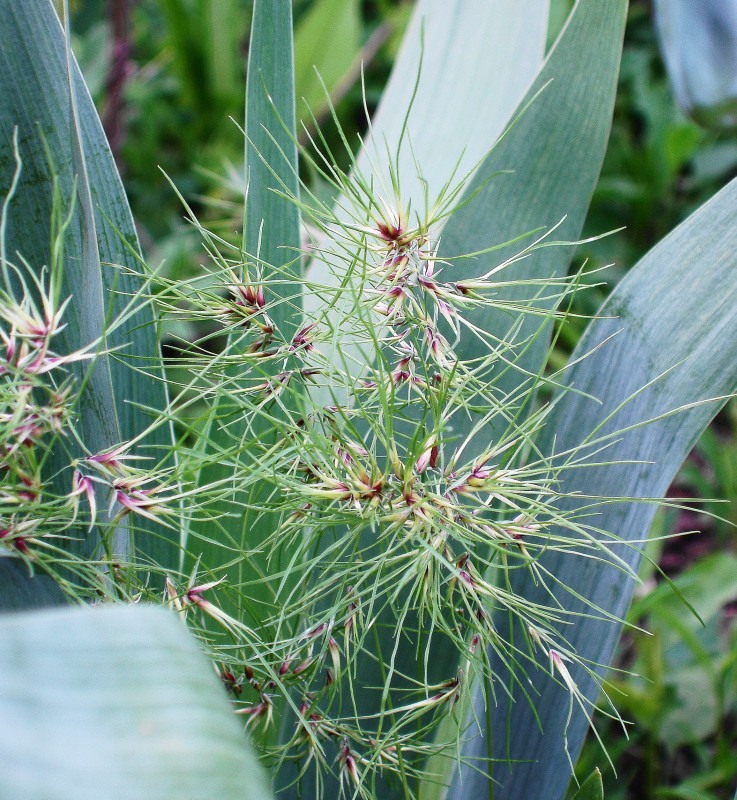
[104,0,132,163]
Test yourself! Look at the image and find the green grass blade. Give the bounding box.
[0,0,175,569]
[245,0,301,296]
[0,604,273,799]
[186,0,302,681]
[451,175,737,800]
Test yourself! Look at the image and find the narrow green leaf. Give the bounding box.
[571,768,604,800]
[187,0,302,679]
[0,0,175,570]
[452,175,737,800]
[0,604,273,799]
[245,0,301,297]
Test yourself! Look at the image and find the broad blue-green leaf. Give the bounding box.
[338,1,626,793]
[437,0,627,450]
[0,604,273,799]
[0,0,175,569]
[304,0,550,344]
[355,0,549,213]
[451,175,737,800]
[282,2,621,798]
[294,0,361,122]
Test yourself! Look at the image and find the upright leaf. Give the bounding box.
[351,0,550,221]
[245,0,301,302]
[187,0,301,666]
[437,0,627,449]
[0,0,175,573]
[0,604,273,799]
[303,0,550,358]
[278,2,627,798]
[450,175,737,800]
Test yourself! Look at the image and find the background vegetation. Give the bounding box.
[46,1,737,797]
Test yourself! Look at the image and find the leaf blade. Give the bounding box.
[571,768,604,800]
[0,604,273,799]
[0,0,176,570]
[452,173,737,800]
[186,0,302,704]
[436,0,627,440]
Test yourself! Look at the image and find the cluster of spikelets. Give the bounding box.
[0,266,182,589]
[148,161,631,794]
[0,158,628,794]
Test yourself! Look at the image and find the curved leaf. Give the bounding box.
[356,0,549,209]
[452,175,737,800]
[654,0,737,127]
[0,604,272,799]
[0,0,175,569]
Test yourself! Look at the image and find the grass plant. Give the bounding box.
[1,2,737,800]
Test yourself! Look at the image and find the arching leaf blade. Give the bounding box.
[0,0,176,573]
[452,174,737,800]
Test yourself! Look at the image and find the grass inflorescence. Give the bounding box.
[2,114,652,798]
[141,130,643,794]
